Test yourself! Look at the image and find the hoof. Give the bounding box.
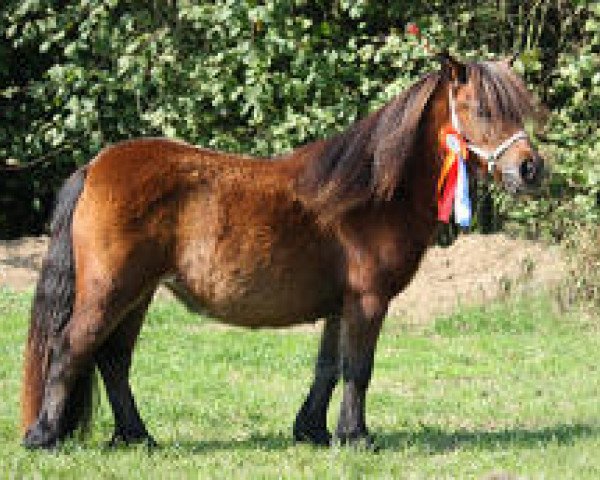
[107,431,158,449]
[334,431,378,451]
[22,424,59,450]
[293,420,331,446]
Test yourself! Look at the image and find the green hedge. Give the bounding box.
[1,1,598,239]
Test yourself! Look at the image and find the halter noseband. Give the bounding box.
[449,88,528,174]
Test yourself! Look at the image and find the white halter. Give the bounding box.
[449,88,528,174]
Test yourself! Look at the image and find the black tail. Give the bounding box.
[22,166,95,438]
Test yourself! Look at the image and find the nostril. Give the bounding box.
[519,158,539,184]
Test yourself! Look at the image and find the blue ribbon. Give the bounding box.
[453,155,472,227]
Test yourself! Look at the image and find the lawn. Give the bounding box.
[1,288,599,479]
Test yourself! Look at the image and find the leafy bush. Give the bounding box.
[0,1,597,239]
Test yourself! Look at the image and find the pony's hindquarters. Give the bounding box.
[22,141,176,447]
[21,167,94,440]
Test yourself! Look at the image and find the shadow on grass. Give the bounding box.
[154,423,598,454]
[160,432,294,453]
[376,423,599,453]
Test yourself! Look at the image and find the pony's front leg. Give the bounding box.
[294,316,341,445]
[335,292,386,446]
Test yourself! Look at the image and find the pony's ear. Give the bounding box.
[438,50,468,84]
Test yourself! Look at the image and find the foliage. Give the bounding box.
[498,1,600,239]
[0,1,598,238]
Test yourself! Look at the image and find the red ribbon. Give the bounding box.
[437,157,458,223]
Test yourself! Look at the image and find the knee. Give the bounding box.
[360,293,387,322]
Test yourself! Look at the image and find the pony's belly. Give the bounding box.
[169,231,342,326]
[164,270,340,327]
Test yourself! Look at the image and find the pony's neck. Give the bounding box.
[288,109,384,216]
[287,73,451,231]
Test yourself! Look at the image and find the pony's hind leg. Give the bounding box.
[23,305,102,448]
[23,281,156,448]
[95,293,155,447]
[293,316,340,446]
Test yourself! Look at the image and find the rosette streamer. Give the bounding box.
[437,126,472,226]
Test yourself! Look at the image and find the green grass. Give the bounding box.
[1,288,599,478]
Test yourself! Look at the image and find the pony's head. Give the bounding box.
[440,53,545,194]
[296,52,546,221]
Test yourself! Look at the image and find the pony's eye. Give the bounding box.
[476,105,492,119]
